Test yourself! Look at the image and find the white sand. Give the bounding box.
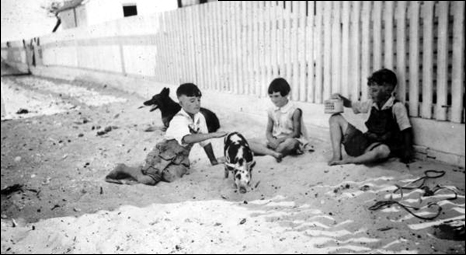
[1,75,464,254]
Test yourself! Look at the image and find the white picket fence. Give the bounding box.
[2,1,465,124]
[155,1,465,123]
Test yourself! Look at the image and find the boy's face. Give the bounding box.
[269,92,288,108]
[368,82,393,103]
[178,95,201,115]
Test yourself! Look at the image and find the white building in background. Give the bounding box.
[57,0,178,30]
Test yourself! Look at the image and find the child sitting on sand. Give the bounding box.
[328,68,414,166]
[249,78,310,162]
[106,83,226,185]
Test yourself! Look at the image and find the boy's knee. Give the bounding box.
[138,175,160,185]
[374,145,390,159]
[329,113,343,125]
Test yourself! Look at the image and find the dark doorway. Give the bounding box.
[123,5,137,17]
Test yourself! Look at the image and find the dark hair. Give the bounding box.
[268,78,291,96]
[367,68,397,87]
[176,83,202,98]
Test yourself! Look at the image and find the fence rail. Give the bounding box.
[2,1,465,124]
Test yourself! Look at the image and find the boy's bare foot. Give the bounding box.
[328,157,354,166]
[328,156,342,166]
[273,152,283,163]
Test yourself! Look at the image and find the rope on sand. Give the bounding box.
[369,170,459,221]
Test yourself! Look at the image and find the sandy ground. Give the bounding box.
[1,65,465,253]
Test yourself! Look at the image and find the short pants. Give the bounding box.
[342,124,379,157]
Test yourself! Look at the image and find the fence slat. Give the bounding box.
[331,1,341,95]
[233,2,240,93]
[210,4,216,90]
[306,1,315,103]
[271,2,278,81]
[341,1,350,98]
[384,1,394,69]
[421,1,434,119]
[284,2,292,86]
[169,11,174,84]
[253,2,260,96]
[291,1,299,101]
[161,12,168,83]
[229,2,234,92]
[262,1,270,97]
[314,1,324,104]
[435,1,449,121]
[221,2,228,91]
[194,5,202,85]
[198,6,205,88]
[215,3,221,90]
[451,1,465,123]
[372,1,382,70]
[224,2,230,92]
[171,11,178,84]
[408,1,420,117]
[350,1,361,101]
[395,1,407,103]
[323,1,332,100]
[241,2,247,94]
[183,8,190,83]
[279,3,285,79]
[158,12,166,83]
[360,1,371,101]
[188,7,194,83]
[247,1,253,95]
[298,1,307,102]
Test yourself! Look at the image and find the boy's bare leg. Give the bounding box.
[249,140,283,162]
[328,114,349,165]
[332,144,391,165]
[276,138,299,157]
[106,164,158,185]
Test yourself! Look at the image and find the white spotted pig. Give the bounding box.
[224,132,256,194]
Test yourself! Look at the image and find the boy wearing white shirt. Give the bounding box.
[106,83,226,185]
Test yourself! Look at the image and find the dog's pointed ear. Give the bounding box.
[161,87,169,96]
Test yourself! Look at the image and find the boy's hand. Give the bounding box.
[331,93,352,107]
[211,157,226,166]
[331,93,342,100]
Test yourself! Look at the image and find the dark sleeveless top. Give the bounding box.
[364,100,403,156]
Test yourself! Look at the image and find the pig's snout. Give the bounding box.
[239,186,247,194]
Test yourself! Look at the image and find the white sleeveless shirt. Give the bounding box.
[267,101,309,145]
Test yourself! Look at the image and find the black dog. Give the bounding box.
[143,87,220,133]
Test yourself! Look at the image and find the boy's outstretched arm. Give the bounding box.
[182,132,227,145]
[182,132,227,166]
[400,127,414,163]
